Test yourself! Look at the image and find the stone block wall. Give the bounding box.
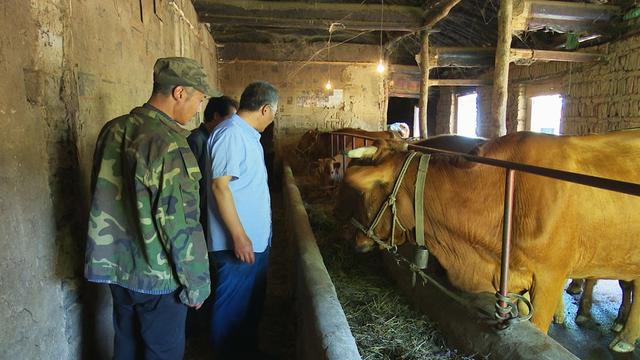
[0,1,219,358]
[508,34,640,135]
[465,35,640,137]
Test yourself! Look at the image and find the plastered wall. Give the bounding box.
[218,43,387,154]
[0,0,219,358]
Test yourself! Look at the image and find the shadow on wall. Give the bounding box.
[50,79,114,358]
[78,91,114,359]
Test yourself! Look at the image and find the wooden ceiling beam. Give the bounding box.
[512,0,620,33]
[194,0,423,32]
[427,47,605,67]
[510,48,605,63]
[200,15,421,32]
[423,0,462,28]
[430,79,492,86]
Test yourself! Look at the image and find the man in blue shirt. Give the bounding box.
[187,96,238,238]
[205,81,278,358]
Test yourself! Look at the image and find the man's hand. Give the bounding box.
[233,233,255,264]
[188,303,203,310]
[211,176,255,264]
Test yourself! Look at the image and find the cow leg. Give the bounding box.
[612,280,633,333]
[610,279,639,353]
[576,279,597,325]
[566,278,585,295]
[553,293,565,325]
[530,275,567,333]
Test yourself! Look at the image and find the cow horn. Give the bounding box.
[347,146,378,159]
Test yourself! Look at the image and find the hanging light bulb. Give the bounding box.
[376,0,386,75]
[325,80,333,90]
[376,59,386,74]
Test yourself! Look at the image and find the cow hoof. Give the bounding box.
[566,283,583,295]
[575,314,592,325]
[609,337,635,353]
[553,316,565,325]
[611,322,624,333]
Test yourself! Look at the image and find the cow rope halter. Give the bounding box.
[350,150,533,328]
[350,151,418,251]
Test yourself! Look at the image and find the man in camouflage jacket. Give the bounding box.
[85,57,221,359]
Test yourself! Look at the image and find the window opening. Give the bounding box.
[530,94,563,135]
[456,93,478,137]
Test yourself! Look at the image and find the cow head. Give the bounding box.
[296,129,320,155]
[338,140,416,252]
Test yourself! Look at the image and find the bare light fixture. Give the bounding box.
[325,24,334,91]
[377,0,386,74]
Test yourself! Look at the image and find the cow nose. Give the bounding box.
[354,235,374,253]
[354,242,372,253]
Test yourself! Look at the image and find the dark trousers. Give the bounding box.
[210,250,269,359]
[110,284,187,360]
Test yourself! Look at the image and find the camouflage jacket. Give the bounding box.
[85,104,211,305]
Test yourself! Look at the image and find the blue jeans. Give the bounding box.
[210,249,269,359]
[110,284,187,360]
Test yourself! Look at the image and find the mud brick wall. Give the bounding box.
[0,1,219,358]
[507,34,640,135]
[218,43,387,157]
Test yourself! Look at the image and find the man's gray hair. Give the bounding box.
[239,81,278,111]
[152,83,195,96]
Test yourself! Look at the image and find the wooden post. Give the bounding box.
[490,0,513,137]
[418,32,429,139]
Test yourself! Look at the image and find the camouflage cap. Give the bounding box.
[153,57,222,97]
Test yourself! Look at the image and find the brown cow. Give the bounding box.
[410,134,487,152]
[313,154,346,186]
[335,134,487,242]
[340,130,640,352]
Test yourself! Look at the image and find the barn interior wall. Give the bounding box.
[218,43,387,159]
[476,86,494,137]
[466,34,640,137]
[434,87,455,135]
[507,34,640,135]
[0,0,218,358]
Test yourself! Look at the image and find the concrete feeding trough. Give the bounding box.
[283,166,361,360]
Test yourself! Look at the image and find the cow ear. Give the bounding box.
[344,163,394,192]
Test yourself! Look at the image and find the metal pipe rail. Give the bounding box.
[329,130,640,328]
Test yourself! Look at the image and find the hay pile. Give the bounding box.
[305,196,477,360]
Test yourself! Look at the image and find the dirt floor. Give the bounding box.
[550,280,640,360]
[299,177,475,360]
[184,190,295,359]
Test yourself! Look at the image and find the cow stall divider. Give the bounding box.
[328,131,640,358]
[282,165,362,360]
